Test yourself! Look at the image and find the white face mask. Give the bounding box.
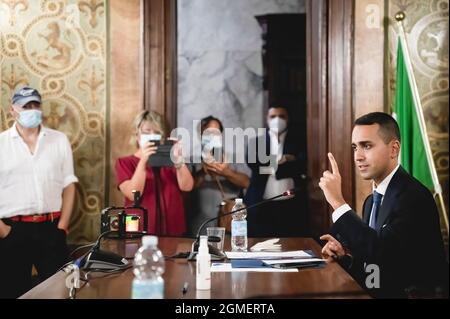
[17,109,42,128]
[268,117,287,134]
[201,134,222,148]
[139,133,161,148]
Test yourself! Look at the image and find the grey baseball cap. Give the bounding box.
[12,86,41,107]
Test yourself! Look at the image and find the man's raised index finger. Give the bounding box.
[328,152,340,175]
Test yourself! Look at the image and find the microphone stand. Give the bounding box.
[187,188,297,261]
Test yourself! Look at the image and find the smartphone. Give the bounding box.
[150,139,161,146]
[148,140,175,167]
[211,147,224,161]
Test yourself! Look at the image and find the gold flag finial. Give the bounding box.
[395,11,405,22]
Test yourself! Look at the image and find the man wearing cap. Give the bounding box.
[0,86,78,298]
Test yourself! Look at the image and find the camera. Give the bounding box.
[100,191,148,239]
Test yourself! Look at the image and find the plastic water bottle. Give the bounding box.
[131,235,165,299]
[231,198,248,251]
[196,235,211,290]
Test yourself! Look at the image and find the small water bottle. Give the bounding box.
[196,235,211,290]
[231,198,248,251]
[131,235,165,299]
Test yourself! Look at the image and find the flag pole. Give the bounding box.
[395,12,449,233]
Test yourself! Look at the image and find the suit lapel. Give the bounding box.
[363,195,373,224]
[375,167,406,231]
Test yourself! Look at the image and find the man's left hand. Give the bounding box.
[320,234,346,261]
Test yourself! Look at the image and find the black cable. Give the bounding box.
[91,230,115,251]
[58,231,115,273]
[69,243,95,258]
[66,262,132,299]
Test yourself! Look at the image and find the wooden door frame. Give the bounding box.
[141,0,356,235]
[306,0,354,235]
[141,0,177,131]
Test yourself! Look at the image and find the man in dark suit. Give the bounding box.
[244,105,307,237]
[319,112,448,298]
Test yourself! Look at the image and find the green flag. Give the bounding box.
[394,38,434,190]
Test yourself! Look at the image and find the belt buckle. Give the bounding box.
[32,215,39,221]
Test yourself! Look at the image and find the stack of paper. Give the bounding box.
[262,258,325,269]
[225,250,313,260]
[210,262,298,272]
[211,249,324,272]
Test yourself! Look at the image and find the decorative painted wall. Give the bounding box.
[177,0,305,133]
[0,0,107,244]
[387,0,449,239]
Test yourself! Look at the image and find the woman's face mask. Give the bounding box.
[17,109,43,128]
[201,134,222,148]
[268,116,287,134]
[201,134,223,162]
[139,133,162,148]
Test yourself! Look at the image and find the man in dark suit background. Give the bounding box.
[244,105,307,237]
[319,112,448,298]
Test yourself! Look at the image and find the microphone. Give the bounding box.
[77,230,135,270]
[187,187,299,261]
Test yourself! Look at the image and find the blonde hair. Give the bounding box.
[130,110,166,147]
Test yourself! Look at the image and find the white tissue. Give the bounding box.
[250,238,282,251]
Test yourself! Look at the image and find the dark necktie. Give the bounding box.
[369,191,383,229]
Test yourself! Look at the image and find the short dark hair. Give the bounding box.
[269,105,288,111]
[200,115,224,133]
[354,112,401,143]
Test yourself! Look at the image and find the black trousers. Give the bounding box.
[0,219,69,299]
[247,197,309,238]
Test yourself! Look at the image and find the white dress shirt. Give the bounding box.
[0,124,78,218]
[332,164,400,223]
[263,130,295,200]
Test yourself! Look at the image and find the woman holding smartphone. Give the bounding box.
[115,110,193,236]
[187,115,250,235]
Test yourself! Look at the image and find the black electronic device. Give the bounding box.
[148,139,175,167]
[80,249,129,270]
[100,190,148,239]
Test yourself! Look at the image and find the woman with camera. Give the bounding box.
[115,110,193,236]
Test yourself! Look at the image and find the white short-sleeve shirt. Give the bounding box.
[0,124,78,218]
